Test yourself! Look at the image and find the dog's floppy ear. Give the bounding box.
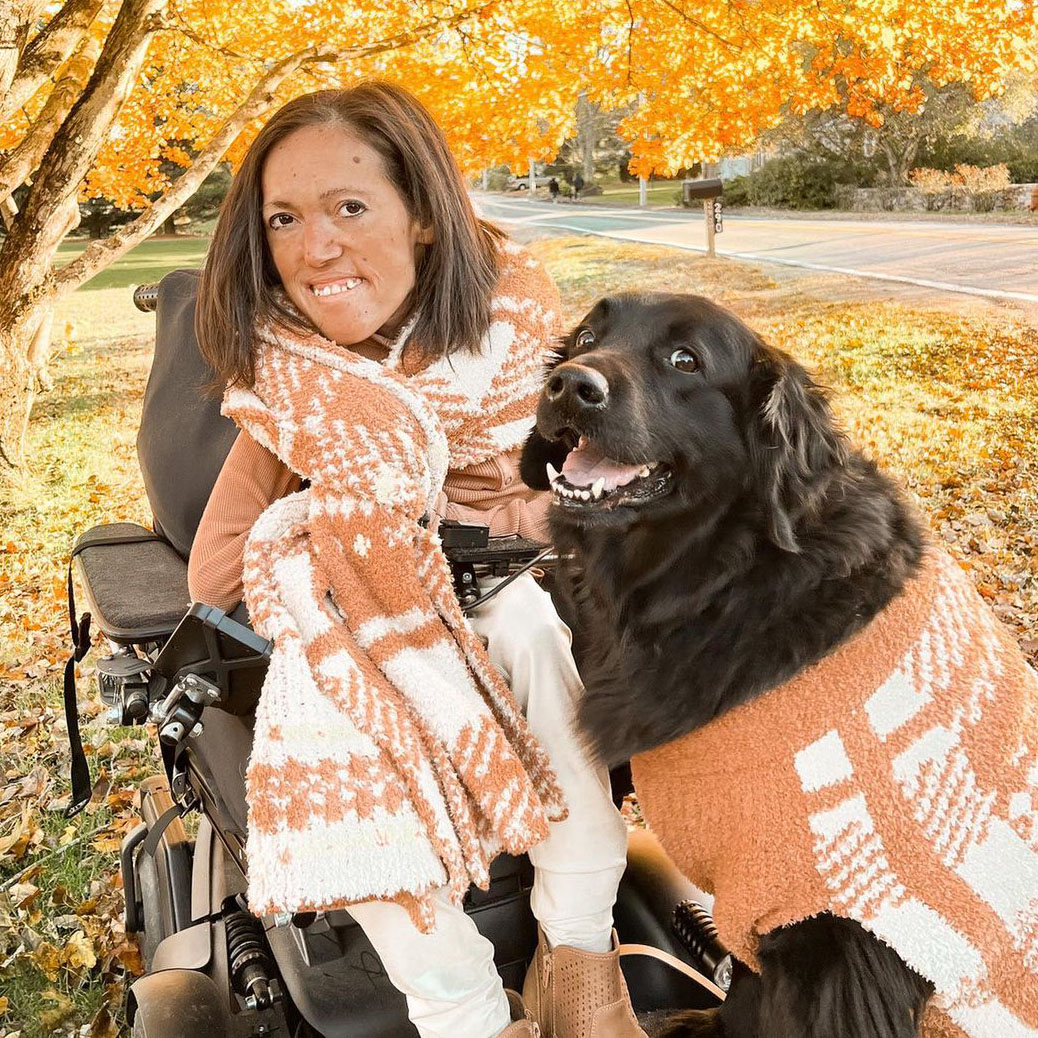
[748,342,846,552]
[520,336,572,490]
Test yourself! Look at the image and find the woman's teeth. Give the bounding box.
[312,278,360,297]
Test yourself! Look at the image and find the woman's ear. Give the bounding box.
[416,224,434,245]
[747,342,845,552]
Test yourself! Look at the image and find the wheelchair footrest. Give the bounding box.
[74,522,190,644]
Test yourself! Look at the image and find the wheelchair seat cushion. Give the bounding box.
[74,522,190,643]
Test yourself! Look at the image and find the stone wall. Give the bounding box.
[834,183,1038,213]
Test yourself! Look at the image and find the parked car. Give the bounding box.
[506,175,554,191]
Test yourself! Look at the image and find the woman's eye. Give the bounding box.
[267,212,294,230]
[575,328,595,348]
[668,348,699,372]
[338,200,366,217]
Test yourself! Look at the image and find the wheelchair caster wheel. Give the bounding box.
[129,969,233,1038]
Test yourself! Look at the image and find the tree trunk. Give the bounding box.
[0,302,46,470]
[0,0,167,473]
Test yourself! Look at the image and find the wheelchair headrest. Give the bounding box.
[136,268,239,560]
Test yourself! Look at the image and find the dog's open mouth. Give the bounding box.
[548,436,674,509]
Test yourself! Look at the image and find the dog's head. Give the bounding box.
[521,293,846,549]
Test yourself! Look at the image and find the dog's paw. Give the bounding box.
[655,1009,725,1038]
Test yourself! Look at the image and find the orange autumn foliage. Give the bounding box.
[2,0,1034,207]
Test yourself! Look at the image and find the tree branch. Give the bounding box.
[0,0,106,127]
[0,0,49,98]
[0,29,103,203]
[0,0,168,314]
[650,0,741,52]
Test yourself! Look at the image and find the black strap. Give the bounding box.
[63,532,164,818]
[141,802,186,858]
[64,551,93,817]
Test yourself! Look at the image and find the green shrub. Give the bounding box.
[745,155,838,209]
[720,175,752,207]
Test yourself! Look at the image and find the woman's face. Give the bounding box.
[261,122,433,346]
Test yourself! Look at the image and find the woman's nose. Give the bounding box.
[303,218,344,266]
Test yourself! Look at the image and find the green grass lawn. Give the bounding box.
[578,181,684,206]
[52,235,212,349]
[56,235,210,291]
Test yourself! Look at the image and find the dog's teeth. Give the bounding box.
[546,462,561,484]
[648,461,658,471]
[591,478,605,499]
[638,466,650,478]
[579,489,591,501]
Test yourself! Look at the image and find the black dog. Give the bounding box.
[520,293,935,1037]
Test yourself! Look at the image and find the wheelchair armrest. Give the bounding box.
[73,522,190,645]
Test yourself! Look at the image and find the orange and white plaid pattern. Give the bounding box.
[633,547,1038,1036]
[224,243,566,928]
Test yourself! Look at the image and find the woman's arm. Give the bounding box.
[436,449,550,541]
[188,430,303,611]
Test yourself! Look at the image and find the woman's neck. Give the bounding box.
[347,336,392,363]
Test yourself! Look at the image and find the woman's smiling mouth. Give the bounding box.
[311,277,362,297]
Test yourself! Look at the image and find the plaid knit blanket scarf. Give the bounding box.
[223,245,566,927]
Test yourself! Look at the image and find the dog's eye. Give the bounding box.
[668,348,699,373]
[575,328,596,348]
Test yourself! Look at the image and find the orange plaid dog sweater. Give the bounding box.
[633,548,1038,1036]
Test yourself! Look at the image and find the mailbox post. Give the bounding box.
[682,177,724,257]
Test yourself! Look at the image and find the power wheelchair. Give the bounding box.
[64,269,729,1037]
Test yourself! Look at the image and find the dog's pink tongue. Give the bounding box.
[562,440,644,490]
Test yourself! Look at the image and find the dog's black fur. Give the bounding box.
[520,293,934,1037]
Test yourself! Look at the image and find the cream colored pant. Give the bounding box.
[348,573,629,1038]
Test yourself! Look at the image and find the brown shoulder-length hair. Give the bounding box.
[196,81,504,387]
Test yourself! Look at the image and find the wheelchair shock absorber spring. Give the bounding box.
[225,895,278,1010]
[672,899,733,992]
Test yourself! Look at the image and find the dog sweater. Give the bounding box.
[222,241,567,927]
[632,548,1038,1037]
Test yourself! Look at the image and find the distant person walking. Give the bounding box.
[573,172,584,199]
[548,177,560,203]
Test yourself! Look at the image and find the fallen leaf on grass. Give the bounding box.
[38,989,76,1029]
[6,882,40,909]
[65,930,97,971]
[90,1006,119,1038]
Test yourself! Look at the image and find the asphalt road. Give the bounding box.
[473,193,1038,307]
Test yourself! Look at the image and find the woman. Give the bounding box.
[188,83,645,1038]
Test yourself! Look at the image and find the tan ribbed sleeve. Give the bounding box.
[187,431,302,611]
[438,450,550,542]
[190,440,547,611]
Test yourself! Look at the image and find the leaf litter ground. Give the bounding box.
[1,239,1035,1037]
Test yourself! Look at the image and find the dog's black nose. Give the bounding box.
[545,363,609,410]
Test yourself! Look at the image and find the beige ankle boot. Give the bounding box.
[499,989,541,1036]
[521,927,647,1038]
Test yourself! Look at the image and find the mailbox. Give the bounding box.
[682,177,724,204]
